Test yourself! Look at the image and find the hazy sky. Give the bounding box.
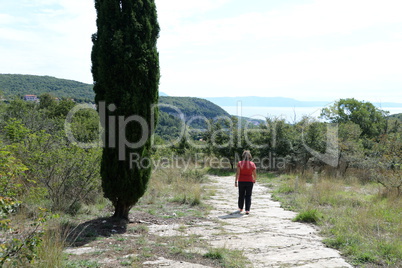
[1,0,402,103]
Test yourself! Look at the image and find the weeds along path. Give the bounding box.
[202,175,352,268]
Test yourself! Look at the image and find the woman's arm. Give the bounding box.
[252,169,257,183]
[235,166,240,187]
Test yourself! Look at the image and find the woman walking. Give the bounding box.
[235,150,257,215]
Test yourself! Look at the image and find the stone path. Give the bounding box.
[202,175,352,268]
[148,175,352,267]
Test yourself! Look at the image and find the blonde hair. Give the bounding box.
[242,150,252,161]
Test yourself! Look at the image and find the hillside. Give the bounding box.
[0,74,94,102]
[159,96,229,119]
[156,96,230,140]
[0,74,229,118]
[0,74,232,141]
[389,113,402,121]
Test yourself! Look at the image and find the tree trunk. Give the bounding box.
[112,200,131,221]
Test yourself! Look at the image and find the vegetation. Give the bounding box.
[156,96,230,141]
[0,98,101,266]
[204,116,246,169]
[159,96,229,121]
[262,173,402,267]
[1,0,400,266]
[0,98,213,266]
[320,98,389,138]
[91,0,160,220]
[0,74,233,145]
[292,208,322,223]
[62,166,216,267]
[389,113,402,121]
[0,89,401,266]
[0,74,94,102]
[204,247,250,267]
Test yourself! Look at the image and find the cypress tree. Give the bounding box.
[91,0,160,220]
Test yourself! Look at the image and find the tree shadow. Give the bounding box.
[63,216,128,247]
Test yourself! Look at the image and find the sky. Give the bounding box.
[1,0,402,103]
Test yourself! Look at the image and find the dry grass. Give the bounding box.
[266,172,402,267]
[140,166,209,209]
[36,223,67,268]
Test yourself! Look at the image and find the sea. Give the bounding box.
[221,106,402,122]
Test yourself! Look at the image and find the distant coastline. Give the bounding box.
[201,96,402,121]
[204,96,402,109]
[220,105,402,122]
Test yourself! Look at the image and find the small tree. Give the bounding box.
[320,98,388,138]
[92,0,160,220]
[337,122,364,176]
[369,133,402,196]
[39,93,56,110]
[206,117,244,169]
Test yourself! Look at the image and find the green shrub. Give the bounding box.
[293,209,321,223]
[204,249,223,260]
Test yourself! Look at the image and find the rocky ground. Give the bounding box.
[65,175,352,267]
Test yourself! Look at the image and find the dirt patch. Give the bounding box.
[64,207,218,267]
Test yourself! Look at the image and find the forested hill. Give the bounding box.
[0,74,233,141]
[0,74,229,118]
[156,96,230,140]
[389,113,402,120]
[159,96,229,119]
[0,74,94,102]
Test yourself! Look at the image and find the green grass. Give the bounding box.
[257,172,278,183]
[276,184,295,194]
[204,247,250,268]
[64,260,100,268]
[120,260,133,266]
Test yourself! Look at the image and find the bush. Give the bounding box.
[293,209,321,223]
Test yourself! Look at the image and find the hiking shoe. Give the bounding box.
[245,211,249,215]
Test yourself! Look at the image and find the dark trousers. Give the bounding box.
[238,181,254,211]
